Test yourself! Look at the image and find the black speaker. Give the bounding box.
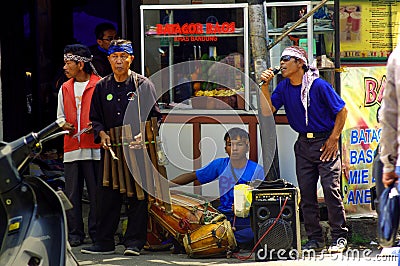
[251,187,301,261]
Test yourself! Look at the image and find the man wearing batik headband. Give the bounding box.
[260,46,348,253]
[82,39,161,256]
[57,44,101,248]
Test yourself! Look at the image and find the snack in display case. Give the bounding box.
[192,86,245,110]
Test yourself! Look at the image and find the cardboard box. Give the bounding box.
[142,0,159,4]
[143,0,235,5]
[160,0,191,4]
[143,1,235,5]
[299,38,316,56]
[192,0,235,3]
[142,0,191,4]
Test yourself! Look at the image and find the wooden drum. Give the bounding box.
[148,191,225,244]
[183,219,237,258]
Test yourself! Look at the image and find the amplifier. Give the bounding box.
[251,187,301,261]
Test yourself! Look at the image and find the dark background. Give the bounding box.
[0,0,141,142]
[0,1,304,142]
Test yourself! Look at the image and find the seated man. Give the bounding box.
[170,127,264,248]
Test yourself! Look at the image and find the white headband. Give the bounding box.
[64,54,92,63]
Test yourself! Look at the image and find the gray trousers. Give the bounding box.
[294,136,348,243]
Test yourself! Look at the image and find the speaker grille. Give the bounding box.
[252,187,301,261]
[258,218,293,250]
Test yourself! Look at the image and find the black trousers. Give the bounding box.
[64,160,99,242]
[294,136,348,243]
[95,170,148,250]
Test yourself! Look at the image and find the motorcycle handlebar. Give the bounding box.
[36,118,66,142]
[0,119,66,194]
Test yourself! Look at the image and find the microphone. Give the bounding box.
[258,66,281,86]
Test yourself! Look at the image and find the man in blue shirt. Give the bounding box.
[171,127,264,248]
[260,46,348,253]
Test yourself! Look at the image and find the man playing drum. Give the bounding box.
[171,127,264,249]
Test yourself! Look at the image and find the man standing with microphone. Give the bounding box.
[259,46,348,253]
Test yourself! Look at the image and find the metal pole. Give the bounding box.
[168,10,174,103]
[120,0,127,38]
[334,0,341,94]
[249,0,280,180]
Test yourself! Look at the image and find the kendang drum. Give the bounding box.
[183,219,237,258]
[148,191,229,245]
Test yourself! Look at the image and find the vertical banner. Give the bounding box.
[339,0,400,60]
[341,66,386,215]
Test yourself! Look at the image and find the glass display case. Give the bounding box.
[140,3,250,110]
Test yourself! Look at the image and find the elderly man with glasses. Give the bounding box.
[259,46,348,254]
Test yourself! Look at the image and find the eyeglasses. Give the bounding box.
[109,54,129,61]
[280,55,298,62]
[102,36,117,41]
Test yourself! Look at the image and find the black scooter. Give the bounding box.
[0,119,79,266]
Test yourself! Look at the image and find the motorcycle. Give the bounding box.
[0,119,79,266]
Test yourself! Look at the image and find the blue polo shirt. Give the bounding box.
[195,157,264,214]
[271,78,345,133]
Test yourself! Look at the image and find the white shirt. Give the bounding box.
[57,81,100,163]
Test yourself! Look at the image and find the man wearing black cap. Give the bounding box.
[89,22,117,77]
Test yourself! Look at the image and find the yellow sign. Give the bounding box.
[340,1,400,60]
[341,66,386,215]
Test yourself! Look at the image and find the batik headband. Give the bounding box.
[63,53,101,77]
[108,43,134,55]
[281,46,319,126]
[64,54,92,63]
[281,46,308,66]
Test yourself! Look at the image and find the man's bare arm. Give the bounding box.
[170,172,197,187]
[259,69,277,116]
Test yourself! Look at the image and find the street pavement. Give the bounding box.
[71,244,399,266]
[73,202,398,265]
